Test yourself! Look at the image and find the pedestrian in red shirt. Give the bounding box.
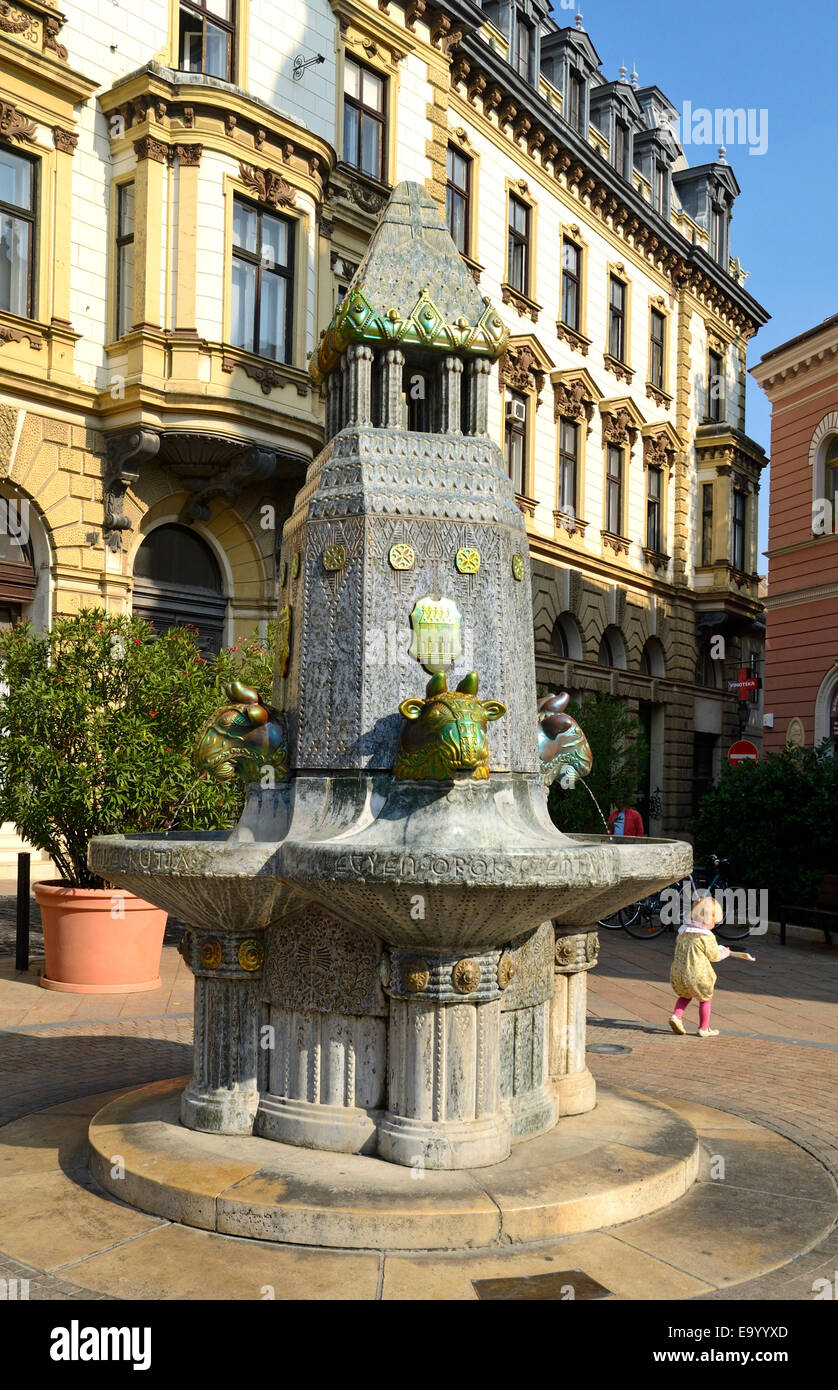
[607,800,645,837]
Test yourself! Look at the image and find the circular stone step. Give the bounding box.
[88,1078,700,1252]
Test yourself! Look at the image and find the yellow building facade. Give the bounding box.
[0,0,768,835]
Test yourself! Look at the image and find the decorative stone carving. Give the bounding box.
[264,909,387,1016]
[643,431,676,472]
[498,921,556,1138]
[43,14,68,60]
[601,406,639,449]
[499,343,546,404]
[0,404,17,476]
[554,377,595,425]
[52,127,78,155]
[0,101,36,143]
[173,143,203,166]
[221,355,301,395]
[550,928,598,1116]
[238,162,296,207]
[0,323,41,350]
[103,427,160,551]
[134,134,168,163]
[603,352,635,384]
[555,320,591,356]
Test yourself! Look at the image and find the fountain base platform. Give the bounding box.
[88,1077,699,1252]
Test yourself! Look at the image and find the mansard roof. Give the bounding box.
[309,182,509,383]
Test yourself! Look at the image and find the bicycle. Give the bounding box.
[599,855,752,941]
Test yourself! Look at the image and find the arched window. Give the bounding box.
[597,624,626,670]
[827,438,838,516]
[640,637,665,678]
[549,611,583,661]
[0,494,37,628]
[132,524,226,655]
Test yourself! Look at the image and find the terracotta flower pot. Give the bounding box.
[34,881,167,994]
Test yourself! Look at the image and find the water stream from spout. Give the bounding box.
[578,778,610,834]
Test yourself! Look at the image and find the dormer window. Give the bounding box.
[710,203,726,264]
[613,120,627,177]
[515,17,532,80]
[568,71,584,132]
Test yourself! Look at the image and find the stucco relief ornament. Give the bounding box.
[195,681,289,783]
[452,957,481,994]
[395,671,506,782]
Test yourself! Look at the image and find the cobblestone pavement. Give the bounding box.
[0,919,835,1301]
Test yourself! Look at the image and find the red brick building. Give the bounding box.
[752,315,838,750]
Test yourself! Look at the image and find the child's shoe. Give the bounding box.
[697,1027,720,1038]
[668,1014,686,1035]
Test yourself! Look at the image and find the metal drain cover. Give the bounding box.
[473,1270,612,1300]
[587,1043,632,1055]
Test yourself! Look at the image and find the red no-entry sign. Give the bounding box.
[728,739,759,766]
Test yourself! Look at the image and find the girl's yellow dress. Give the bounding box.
[670,928,721,1002]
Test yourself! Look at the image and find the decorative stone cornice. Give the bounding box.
[555,320,591,357]
[501,282,540,323]
[645,381,672,409]
[0,100,37,143]
[642,423,681,473]
[103,426,160,551]
[52,125,78,154]
[0,322,42,350]
[602,530,630,556]
[222,354,310,397]
[603,351,634,385]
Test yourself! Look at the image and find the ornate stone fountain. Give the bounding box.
[90,183,690,1189]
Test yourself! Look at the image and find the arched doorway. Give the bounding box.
[132,524,227,655]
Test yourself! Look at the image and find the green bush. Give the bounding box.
[0,609,274,889]
[547,692,646,834]
[689,740,838,908]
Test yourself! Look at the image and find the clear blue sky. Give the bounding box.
[554,0,838,567]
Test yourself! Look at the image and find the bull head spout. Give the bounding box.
[394,671,506,782]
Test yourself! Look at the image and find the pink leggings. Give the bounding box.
[674,996,711,1029]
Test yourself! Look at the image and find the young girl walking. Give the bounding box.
[668,894,730,1038]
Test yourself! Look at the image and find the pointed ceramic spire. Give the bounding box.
[310,182,508,384]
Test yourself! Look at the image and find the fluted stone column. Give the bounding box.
[379,347,405,427]
[377,948,510,1169]
[465,356,492,434]
[437,355,463,433]
[179,927,266,1134]
[255,908,387,1154]
[550,928,599,1116]
[499,920,557,1139]
[344,342,373,426]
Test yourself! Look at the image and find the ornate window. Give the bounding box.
[115,183,134,340]
[231,197,294,363]
[507,194,530,295]
[179,0,235,82]
[0,146,36,319]
[707,348,724,422]
[701,482,714,565]
[343,58,386,183]
[558,419,578,515]
[561,239,581,331]
[504,389,528,494]
[732,488,747,571]
[649,308,665,390]
[445,145,471,256]
[605,443,623,535]
[646,466,662,552]
[608,275,626,362]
